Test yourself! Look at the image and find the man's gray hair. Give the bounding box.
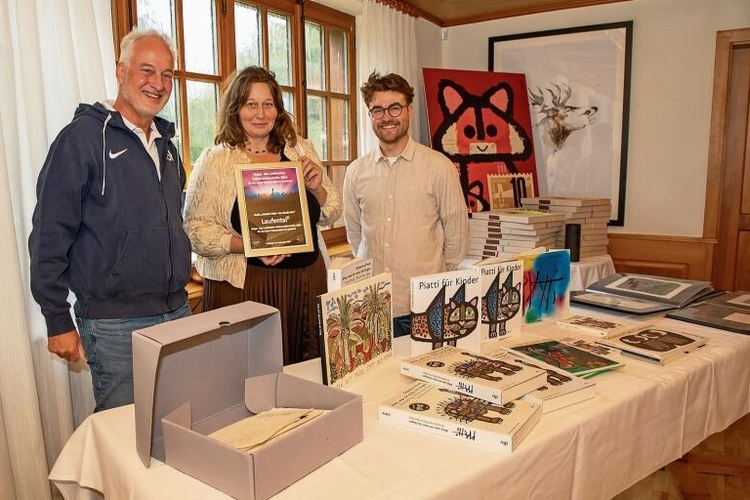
[118,27,176,64]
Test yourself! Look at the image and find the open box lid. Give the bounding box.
[132,301,283,466]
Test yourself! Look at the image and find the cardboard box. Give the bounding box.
[133,301,363,500]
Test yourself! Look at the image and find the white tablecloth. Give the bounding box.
[50,311,750,500]
[569,254,616,291]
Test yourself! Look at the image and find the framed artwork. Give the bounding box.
[234,162,314,258]
[422,67,538,212]
[489,21,633,225]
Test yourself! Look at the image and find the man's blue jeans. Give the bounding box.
[393,315,412,338]
[77,302,191,412]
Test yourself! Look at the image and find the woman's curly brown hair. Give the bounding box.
[215,66,297,153]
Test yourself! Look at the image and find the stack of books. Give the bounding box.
[467,209,565,261]
[521,196,611,258]
[467,211,503,260]
[379,345,545,451]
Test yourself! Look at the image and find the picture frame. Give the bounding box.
[489,21,633,225]
[234,162,314,258]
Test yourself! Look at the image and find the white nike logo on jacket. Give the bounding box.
[108,148,127,159]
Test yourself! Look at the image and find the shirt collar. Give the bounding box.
[376,136,416,163]
[102,99,158,138]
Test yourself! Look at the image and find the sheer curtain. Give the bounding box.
[0,1,115,498]
[355,0,420,155]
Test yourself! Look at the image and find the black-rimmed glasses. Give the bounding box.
[368,103,406,119]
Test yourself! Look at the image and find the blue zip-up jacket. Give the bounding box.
[29,102,191,337]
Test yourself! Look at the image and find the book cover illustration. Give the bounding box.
[491,347,596,413]
[378,380,542,452]
[318,272,393,388]
[473,259,524,341]
[556,314,633,338]
[234,162,314,257]
[510,339,622,378]
[400,345,546,404]
[666,295,750,335]
[587,273,712,308]
[519,249,571,323]
[327,256,373,291]
[487,173,536,210]
[595,325,707,364]
[410,269,483,356]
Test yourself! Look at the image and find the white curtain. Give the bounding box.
[0,1,115,498]
[355,0,420,156]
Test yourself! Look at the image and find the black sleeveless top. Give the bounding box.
[231,151,321,269]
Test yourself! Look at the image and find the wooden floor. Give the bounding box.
[613,413,750,500]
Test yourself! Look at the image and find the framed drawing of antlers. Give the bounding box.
[489,21,633,226]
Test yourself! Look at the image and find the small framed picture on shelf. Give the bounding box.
[234,162,314,258]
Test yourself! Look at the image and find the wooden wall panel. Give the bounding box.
[607,233,716,281]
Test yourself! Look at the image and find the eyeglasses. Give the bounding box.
[368,103,407,119]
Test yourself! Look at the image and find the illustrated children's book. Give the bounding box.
[509,339,622,378]
[410,269,483,356]
[378,380,542,452]
[326,256,373,291]
[555,314,633,338]
[400,345,546,405]
[594,324,707,365]
[472,258,524,341]
[317,272,393,388]
[517,249,571,323]
[490,345,596,413]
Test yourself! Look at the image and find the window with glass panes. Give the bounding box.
[110,0,356,225]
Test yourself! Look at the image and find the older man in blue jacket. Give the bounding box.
[29,28,192,412]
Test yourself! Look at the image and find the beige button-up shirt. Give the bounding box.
[343,138,469,317]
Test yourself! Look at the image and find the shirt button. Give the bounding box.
[387,217,391,222]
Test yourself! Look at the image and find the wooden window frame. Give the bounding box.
[109,0,357,180]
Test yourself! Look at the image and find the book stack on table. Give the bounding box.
[379,345,546,451]
[521,196,611,258]
[466,208,565,261]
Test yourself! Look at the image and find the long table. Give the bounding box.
[49,310,750,499]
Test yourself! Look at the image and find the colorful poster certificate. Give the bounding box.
[234,162,314,257]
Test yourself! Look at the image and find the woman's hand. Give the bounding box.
[300,155,327,206]
[300,156,323,192]
[259,254,290,266]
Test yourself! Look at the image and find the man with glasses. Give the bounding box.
[343,71,468,337]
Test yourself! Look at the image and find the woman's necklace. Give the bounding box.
[245,142,267,154]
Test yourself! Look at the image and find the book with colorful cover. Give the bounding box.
[317,272,393,388]
[518,249,571,323]
[594,324,707,364]
[409,268,483,357]
[326,256,373,291]
[472,258,524,341]
[400,345,546,405]
[378,380,542,452]
[509,339,623,378]
[491,345,597,413]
